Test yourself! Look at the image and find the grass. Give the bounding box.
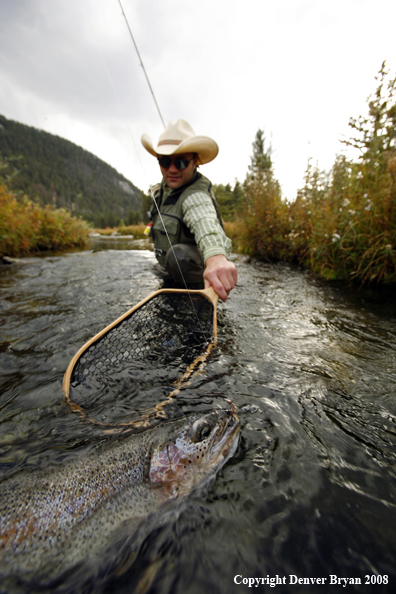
[93,224,147,239]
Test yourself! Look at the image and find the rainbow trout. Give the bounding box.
[0,408,239,584]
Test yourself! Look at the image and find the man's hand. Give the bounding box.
[203,254,237,301]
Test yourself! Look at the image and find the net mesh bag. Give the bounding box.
[63,289,218,430]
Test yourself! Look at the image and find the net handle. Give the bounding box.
[62,286,219,402]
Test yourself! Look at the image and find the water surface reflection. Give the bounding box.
[0,245,395,593]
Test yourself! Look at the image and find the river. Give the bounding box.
[1,238,396,593]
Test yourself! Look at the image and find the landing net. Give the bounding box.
[62,287,218,430]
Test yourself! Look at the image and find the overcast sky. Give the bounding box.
[0,0,395,199]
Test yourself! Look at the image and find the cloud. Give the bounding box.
[0,0,395,198]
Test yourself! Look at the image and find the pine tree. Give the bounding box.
[344,61,396,159]
[246,129,273,183]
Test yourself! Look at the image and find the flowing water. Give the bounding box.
[1,239,396,593]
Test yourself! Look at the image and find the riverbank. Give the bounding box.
[2,176,394,288]
[92,223,147,239]
[0,181,91,257]
[223,65,396,286]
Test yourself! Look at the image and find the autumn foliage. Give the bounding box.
[233,63,396,284]
[0,179,90,257]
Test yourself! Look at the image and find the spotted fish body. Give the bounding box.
[0,409,239,582]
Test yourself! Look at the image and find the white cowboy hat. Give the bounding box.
[141,119,218,164]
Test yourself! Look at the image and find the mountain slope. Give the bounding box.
[0,114,143,227]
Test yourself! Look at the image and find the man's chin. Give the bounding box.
[166,179,182,188]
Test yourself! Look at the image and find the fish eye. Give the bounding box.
[192,419,212,441]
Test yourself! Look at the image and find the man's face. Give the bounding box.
[158,153,197,189]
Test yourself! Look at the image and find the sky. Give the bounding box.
[0,0,395,200]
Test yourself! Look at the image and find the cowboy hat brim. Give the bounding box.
[141,134,219,165]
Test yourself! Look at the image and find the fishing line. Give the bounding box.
[62,3,234,436]
[113,1,201,309]
[85,1,217,351]
[117,0,165,128]
[112,0,221,343]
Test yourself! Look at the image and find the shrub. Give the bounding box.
[233,64,396,285]
[0,180,90,257]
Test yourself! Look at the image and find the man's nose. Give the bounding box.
[168,161,178,172]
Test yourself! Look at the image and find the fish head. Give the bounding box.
[148,408,240,497]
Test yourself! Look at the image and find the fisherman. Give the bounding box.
[141,119,237,301]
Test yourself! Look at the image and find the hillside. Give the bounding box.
[0,114,143,227]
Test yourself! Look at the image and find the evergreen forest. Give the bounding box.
[0,114,143,228]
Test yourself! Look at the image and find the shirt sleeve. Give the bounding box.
[182,191,232,263]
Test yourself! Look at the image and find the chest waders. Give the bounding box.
[149,172,224,269]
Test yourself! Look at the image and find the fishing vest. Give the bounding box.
[149,172,224,267]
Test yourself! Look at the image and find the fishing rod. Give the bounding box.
[117,0,165,128]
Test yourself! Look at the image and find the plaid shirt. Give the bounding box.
[182,191,232,263]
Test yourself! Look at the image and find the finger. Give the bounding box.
[231,266,238,286]
[204,271,228,301]
[225,263,237,289]
[215,264,237,295]
[212,275,229,301]
[219,267,236,295]
[223,270,235,293]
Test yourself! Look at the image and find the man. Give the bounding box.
[141,119,237,301]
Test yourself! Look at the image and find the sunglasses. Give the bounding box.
[157,156,194,170]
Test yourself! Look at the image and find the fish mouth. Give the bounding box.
[148,405,240,496]
[209,407,240,465]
